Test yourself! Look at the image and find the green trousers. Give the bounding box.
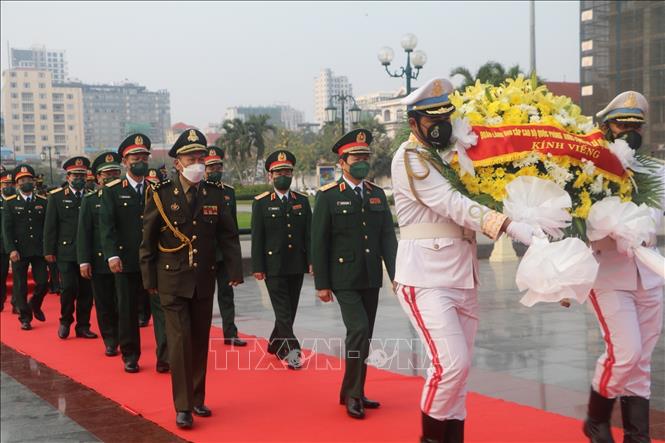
[265,274,304,358]
[58,260,93,331]
[334,288,379,399]
[91,272,118,348]
[11,256,49,324]
[216,260,238,339]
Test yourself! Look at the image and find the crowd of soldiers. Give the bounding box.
[0,78,662,443]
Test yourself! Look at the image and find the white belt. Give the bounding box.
[399,222,463,240]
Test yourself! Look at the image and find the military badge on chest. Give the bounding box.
[203,205,218,216]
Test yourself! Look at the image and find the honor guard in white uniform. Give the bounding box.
[583,91,665,443]
[391,78,543,443]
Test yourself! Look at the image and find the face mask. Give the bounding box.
[70,177,86,191]
[84,181,96,191]
[182,163,205,183]
[207,171,222,183]
[619,131,642,150]
[102,176,117,185]
[19,182,34,193]
[349,161,370,180]
[422,120,453,150]
[129,161,149,177]
[273,175,292,191]
[2,186,15,197]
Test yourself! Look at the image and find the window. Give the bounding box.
[41,135,49,141]
[67,114,75,120]
[68,125,74,131]
[12,114,20,120]
[581,85,594,96]
[54,135,66,144]
[54,124,66,133]
[11,92,18,99]
[581,40,593,52]
[11,103,18,109]
[40,104,47,110]
[53,103,65,112]
[66,94,73,100]
[581,9,593,21]
[23,124,35,133]
[24,135,36,144]
[39,83,46,89]
[10,71,16,77]
[12,124,20,130]
[40,125,48,131]
[23,83,30,88]
[52,93,64,102]
[24,146,36,154]
[10,82,17,88]
[22,114,35,122]
[21,92,33,101]
[581,56,593,67]
[22,103,34,112]
[39,72,45,78]
[40,114,48,120]
[39,93,47,99]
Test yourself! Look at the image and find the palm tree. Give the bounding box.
[450,61,544,90]
[245,114,276,161]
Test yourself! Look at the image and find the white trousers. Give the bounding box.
[395,284,479,421]
[588,283,663,399]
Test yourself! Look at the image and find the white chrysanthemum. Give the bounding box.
[513,152,540,168]
[485,115,503,125]
[581,159,596,176]
[544,159,574,187]
[579,119,594,134]
[589,175,604,195]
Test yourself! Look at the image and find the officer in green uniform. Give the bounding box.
[77,152,123,356]
[311,129,397,419]
[251,150,311,368]
[204,146,246,347]
[44,156,97,340]
[84,169,96,193]
[99,133,168,374]
[1,170,16,312]
[2,164,50,330]
[140,128,244,429]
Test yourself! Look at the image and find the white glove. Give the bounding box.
[506,221,546,246]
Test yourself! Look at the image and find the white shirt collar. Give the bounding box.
[126,174,142,189]
[19,191,33,200]
[274,188,290,200]
[343,175,363,191]
[68,185,80,195]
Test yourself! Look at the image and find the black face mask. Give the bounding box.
[419,119,453,150]
[619,131,642,150]
[2,186,15,197]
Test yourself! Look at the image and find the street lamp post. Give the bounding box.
[324,94,361,134]
[377,33,428,95]
[40,145,55,186]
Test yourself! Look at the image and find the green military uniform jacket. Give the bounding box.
[43,186,84,262]
[2,193,48,257]
[251,189,312,277]
[139,177,243,299]
[1,195,8,255]
[77,190,111,274]
[311,178,397,291]
[216,183,238,263]
[99,177,148,273]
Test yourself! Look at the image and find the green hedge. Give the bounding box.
[234,183,272,200]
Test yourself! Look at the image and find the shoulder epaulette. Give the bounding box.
[204,180,224,189]
[293,190,308,198]
[97,189,103,197]
[319,182,337,192]
[254,191,270,200]
[105,179,121,188]
[49,187,63,194]
[364,180,382,189]
[222,183,234,190]
[5,195,17,201]
[152,179,172,190]
[36,194,48,200]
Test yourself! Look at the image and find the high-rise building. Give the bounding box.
[580,1,665,158]
[67,82,171,150]
[223,105,304,130]
[10,45,68,83]
[2,68,84,160]
[314,69,353,127]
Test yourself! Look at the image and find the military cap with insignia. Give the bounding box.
[118,133,151,157]
[402,77,455,116]
[1,170,14,183]
[332,129,373,157]
[86,170,95,181]
[264,150,296,171]
[205,146,225,166]
[91,151,122,175]
[13,164,36,180]
[146,168,160,184]
[62,156,91,174]
[596,91,648,124]
[169,128,208,157]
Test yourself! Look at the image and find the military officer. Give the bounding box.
[583,91,664,443]
[205,146,246,347]
[78,151,123,356]
[392,78,542,442]
[84,169,96,192]
[1,170,16,312]
[2,164,49,330]
[139,128,243,429]
[311,129,398,419]
[252,150,311,367]
[99,133,168,374]
[44,156,97,339]
[157,163,169,182]
[137,168,162,327]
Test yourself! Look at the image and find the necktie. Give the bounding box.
[354,186,362,201]
[75,191,81,200]
[136,183,142,197]
[26,196,31,203]
[282,195,288,205]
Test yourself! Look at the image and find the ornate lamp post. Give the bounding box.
[377,33,428,95]
[324,94,361,134]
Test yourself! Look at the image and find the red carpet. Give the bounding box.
[0,292,647,442]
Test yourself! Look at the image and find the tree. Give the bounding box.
[450,61,545,90]
[245,114,276,161]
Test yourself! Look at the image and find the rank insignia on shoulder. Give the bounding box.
[152,179,171,190]
[364,180,380,189]
[49,187,63,194]
[37,194,48,200]
[105,179,121,187]
[255,191,270,200]
[5,195,17,201]
[223,183,234,190]
[319,182,337,192]
[293,190,308,198]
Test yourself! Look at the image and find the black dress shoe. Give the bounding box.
[75,329,98,339]
[156,361,170,373]
[12,306,19,315]
[192,405,212,417]
[124,361,139,373]
[224,337,247,347]
[20,322,32,331]
[176,411,193,429]
[338,395,380,408]
[58,324,70,339]
[105,346,118,357]
[344,397,365,419]
[32,308,46,322]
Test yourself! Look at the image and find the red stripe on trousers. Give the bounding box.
[588,290,615,398]
[401,285,444,413]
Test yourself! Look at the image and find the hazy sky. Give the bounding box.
[1,1,580,128]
